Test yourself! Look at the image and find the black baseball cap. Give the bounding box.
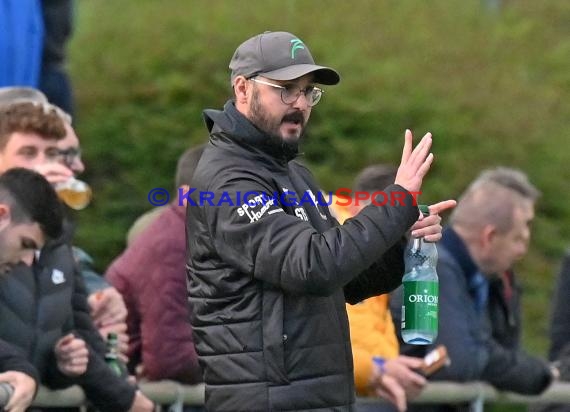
[229,31,340,85]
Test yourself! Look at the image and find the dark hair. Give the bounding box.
[175,144,206,188]
[0,168,64,239]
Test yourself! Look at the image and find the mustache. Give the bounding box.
[281,111,305,124]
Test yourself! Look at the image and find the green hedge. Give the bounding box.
[70,0,570,355]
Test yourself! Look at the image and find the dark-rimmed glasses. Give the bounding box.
[58,147,82,167]
[250,78,324,107]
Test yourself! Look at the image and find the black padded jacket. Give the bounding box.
[186,101,418,411]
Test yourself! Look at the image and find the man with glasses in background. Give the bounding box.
[186,31,455,411]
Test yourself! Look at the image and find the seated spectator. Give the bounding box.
[106,145,205,387]
[0,101,153,411]
[0,167,63,412]
[391,167,562,412]
[331,165,426,412]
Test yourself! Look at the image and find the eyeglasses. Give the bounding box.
[250,78,324,107]
[58,147,82,167]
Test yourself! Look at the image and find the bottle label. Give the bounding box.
[402,280,438,332]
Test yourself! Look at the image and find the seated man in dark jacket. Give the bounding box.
[0,167,63,412]
[0,102,153,411]
[391,167,559,412]
[106,144,205,385]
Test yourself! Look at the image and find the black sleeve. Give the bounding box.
[71,266,137,411]
[0,339,40,384]
[481,341,552,394]
[344,237,407,304]
[44,261,137,410]
[549,250,570,360]
[74,345,137,412]
[203,175,418,296]
[71,263,107,355]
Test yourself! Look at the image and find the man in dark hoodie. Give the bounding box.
[186,31,455,411]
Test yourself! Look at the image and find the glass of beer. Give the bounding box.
[55,178,93,210]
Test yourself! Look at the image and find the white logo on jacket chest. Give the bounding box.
[236,193,284,223]
[51,269,66,285]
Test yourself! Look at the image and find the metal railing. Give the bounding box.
[31,381,570,410]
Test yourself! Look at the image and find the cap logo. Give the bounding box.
[290,39,305,59]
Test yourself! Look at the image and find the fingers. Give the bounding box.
[395,130,434,194]
[89,288,128,327]
[33,163,73,185]
[410,199,457,241]
[400,129,413,165]
[56,337,89,377]
[416,152,434,181]
[55,333,75,349]
[406,133,432,173]
[1,371,36,412]
[410,214,441,238]
[428,199,457,215]
[55,337,88,361]
[395,355,425,369]
[385,358,428,393]
[374,374,407,412]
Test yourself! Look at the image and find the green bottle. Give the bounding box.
[401,205,439,345]
[105,332,129,377]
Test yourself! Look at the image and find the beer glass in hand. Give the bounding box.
[55,178,92,210]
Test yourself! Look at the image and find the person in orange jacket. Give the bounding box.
[330,164,427,412]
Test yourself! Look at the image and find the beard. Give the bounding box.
[249,88,306,158]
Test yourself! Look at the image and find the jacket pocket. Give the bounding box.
[262,286,288,384]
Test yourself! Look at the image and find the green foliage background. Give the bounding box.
[70,0,570,360]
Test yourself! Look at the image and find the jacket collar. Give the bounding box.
[441,226,489,312]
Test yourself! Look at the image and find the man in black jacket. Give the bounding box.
[0,167,64,412]
[186,31,455,411]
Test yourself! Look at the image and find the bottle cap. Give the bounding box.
[419,204,430,217]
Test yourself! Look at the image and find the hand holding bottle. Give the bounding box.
[409,201,456,242]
